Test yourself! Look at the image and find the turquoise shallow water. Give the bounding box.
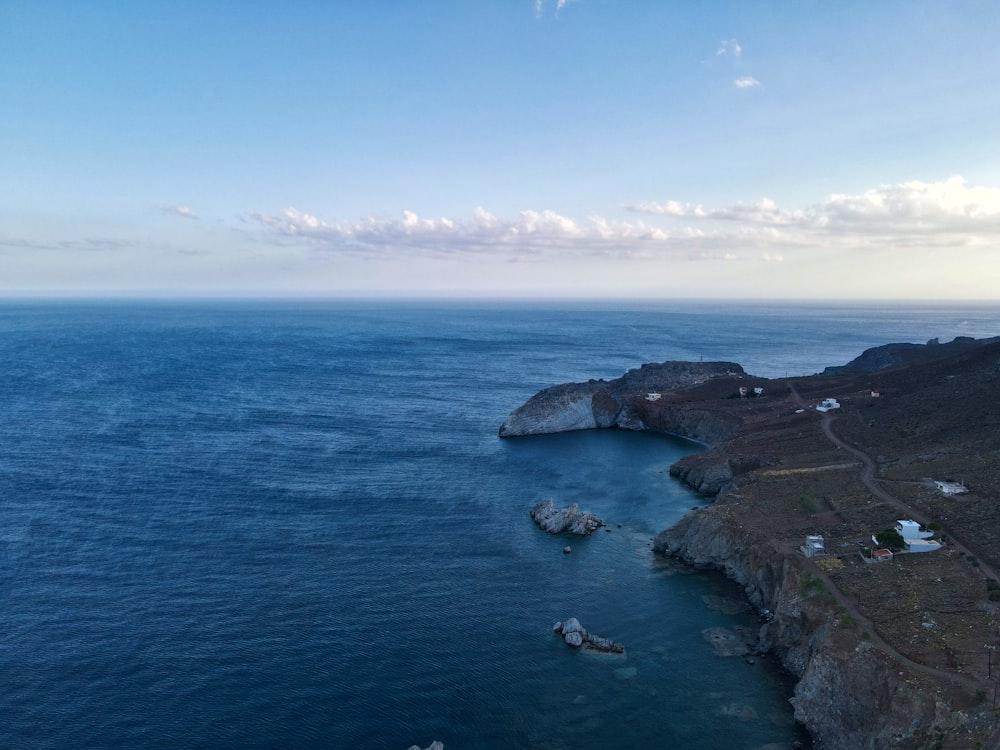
[2,300,999,749]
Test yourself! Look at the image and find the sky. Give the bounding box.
[2,0,1000,300]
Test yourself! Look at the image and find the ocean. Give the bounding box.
[2,299,999,749]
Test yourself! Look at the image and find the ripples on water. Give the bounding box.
[3,300,999,748]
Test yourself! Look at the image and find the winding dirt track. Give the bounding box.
[787,383,988,696]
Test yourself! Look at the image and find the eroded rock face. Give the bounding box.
[499,361,743,437]
[499,384,598,437]
[531,499,604,535]
[655,505,965,749]
[669,453,762,496]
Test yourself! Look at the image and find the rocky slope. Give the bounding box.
[500,336,1000,749]
[655,505,963,750]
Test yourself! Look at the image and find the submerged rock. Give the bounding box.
[531,499,604,535]
[703,627,756,657]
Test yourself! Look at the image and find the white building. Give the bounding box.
[800,535,825,558]
[896,520,934,541]
[815,398,840,413]
[895,519,943,553]
[934,481,968,496]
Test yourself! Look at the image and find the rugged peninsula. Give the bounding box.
[500,336,1000,750]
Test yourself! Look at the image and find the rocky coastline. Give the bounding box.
[501,337,1000,749]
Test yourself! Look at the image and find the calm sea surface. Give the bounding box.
[2,300,999,749]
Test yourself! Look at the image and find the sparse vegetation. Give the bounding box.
[840,613,859,631]
[799,572,825,595]
[798,494,819,514]
[875,529,906,552]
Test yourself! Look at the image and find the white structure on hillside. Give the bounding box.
[934,481,968,496]
[815,398,840,413]
[801,535,825,558]
[896,519,943,553]
[645,392,662,402]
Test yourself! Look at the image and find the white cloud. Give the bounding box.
[536,0,575,18]
[733,76,760,88]
[825,176,1000,226]
[248,207,706,259]
[0,236,139,253]
[158,204,199,219]
[626,176,1000,252]
[244,177,1000,290]
[717,39,742,57]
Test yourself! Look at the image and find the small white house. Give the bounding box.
[738,386,749,398]
[895,519,943,553]
[801,535,825,558]
[896,520,934,541]
[753,387,764,396]
[815,398,840,413]
[645,392,662,402]
[934,481,968,496]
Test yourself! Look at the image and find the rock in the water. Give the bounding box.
[553,617,624,654]
[563,545,572,554]
[531,499,604,535]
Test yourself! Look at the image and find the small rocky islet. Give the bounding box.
[530,498,604,535]
[552,617,625,654]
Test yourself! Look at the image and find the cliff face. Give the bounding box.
[498,361,742,437]
[655,505,961,750]
[501,338,1000,748]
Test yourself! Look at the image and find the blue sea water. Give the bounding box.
[2,299,1000,749]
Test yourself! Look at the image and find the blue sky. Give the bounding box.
[2,1,1000,298]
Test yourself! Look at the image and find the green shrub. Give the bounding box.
[799,494,819,514]
[875,529,906,552]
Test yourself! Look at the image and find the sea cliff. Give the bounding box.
[501,338,1000,749]
[655,504,959,750]
[498,360,742,438]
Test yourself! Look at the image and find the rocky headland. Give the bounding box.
[501,336,1000,749]
[499,360,744,438]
